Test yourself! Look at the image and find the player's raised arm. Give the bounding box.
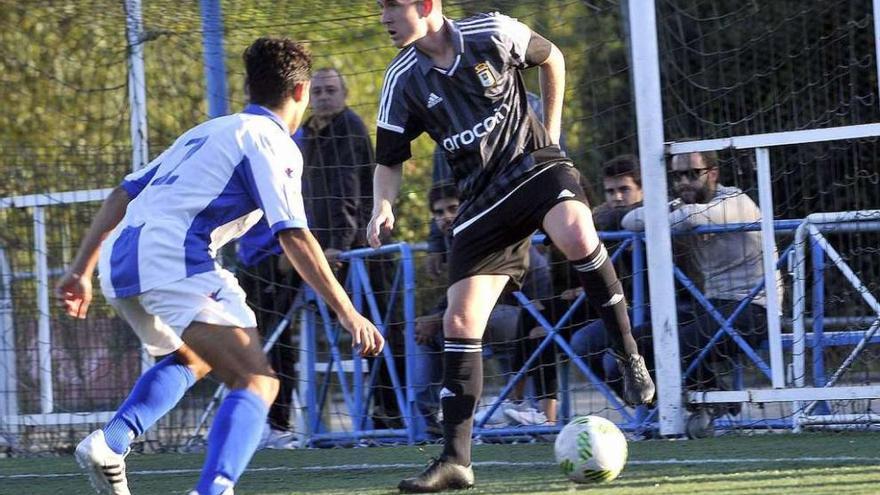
[277,227,384,356]
[55,186,131,318]
[367,162,403,248]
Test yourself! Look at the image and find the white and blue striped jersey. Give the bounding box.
[98,104,307,299]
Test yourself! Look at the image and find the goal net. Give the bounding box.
[1,0,878,454]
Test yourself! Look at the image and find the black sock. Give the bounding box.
[439,338,483,466]
[572,244,638,356]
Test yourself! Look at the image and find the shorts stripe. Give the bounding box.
[452,163,560,237]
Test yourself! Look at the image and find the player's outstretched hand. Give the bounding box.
[340,311,385,357]
[367,206,394,249]
[55,271,92,319]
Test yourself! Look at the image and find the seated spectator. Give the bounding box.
[570,155,656,402]
[575,150,782,409]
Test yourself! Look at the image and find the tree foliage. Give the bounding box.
[1,0,877,236]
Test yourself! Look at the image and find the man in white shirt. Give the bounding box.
[622,150,782,396]
[55,37,383,495]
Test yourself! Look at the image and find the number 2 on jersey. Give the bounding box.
[151,136,209,186]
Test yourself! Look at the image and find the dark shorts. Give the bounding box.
[448,161,589,287]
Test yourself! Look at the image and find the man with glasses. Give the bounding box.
[622,151,782,406]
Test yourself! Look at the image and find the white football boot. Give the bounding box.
[75,430,131,495]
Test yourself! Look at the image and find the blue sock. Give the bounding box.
[102,355,196,454]
[195,389,268,495]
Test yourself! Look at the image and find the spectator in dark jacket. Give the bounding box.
[303,68,402,428]
[301,68,375,260]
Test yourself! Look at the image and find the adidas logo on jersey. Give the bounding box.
[427,92,444,109]
[557,189,576,199]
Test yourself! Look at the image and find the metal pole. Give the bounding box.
[811,238,826,387]
[33,208,53,414]
[0,247,20,425]
[124,0,149,172]
[792,222,808,388]
[628,0,683,435]
[399,244,418,443]
[199,0,229,118]
[755,148,785,387]
[631,234,646,327]
[302,290,318,439]
[874,0,880,110]
[125,0,153,376]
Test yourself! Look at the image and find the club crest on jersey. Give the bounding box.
[474,62,496,87]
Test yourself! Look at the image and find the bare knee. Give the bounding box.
[553,225,598,260]
[254,374,280,405]
[232,373,279,407]
[173,345,211,380]
[543,202,601,259]
[443,310,483,339]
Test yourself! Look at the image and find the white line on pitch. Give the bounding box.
[3,457,879,480]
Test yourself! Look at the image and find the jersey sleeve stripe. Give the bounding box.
[377,50,414,116]
[379,48,415,97]
[377,120,405,134]
[378,50,417,126]
[378,51,416,124]
[461,27,505,37]
[456,13,504,26]
[460,23,503,34]
[378,58,416,126]
[458,19,503,30]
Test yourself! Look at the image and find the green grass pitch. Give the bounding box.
[1,432,878,494]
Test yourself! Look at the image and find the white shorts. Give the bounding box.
[107,269,257,356]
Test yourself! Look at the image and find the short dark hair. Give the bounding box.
[698,150,719,169]
[674,138,719,169]
[243,37,312,108]
[314,67,348,94]
[602,154,641,186]
[428,181,459,208]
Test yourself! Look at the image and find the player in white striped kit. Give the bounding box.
[56,37,383,495]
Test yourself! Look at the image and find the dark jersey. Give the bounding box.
[376,12,554,228]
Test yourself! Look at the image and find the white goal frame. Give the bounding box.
[630,0,880,435]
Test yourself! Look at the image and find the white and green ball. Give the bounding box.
[554,415,628,483]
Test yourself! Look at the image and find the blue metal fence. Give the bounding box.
[282,219,879,445]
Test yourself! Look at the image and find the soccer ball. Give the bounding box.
[554,415,628,483]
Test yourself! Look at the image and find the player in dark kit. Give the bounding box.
[367,1,655,492]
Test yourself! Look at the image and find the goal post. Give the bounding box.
[627,0,684,437]
[665,126,880,431]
